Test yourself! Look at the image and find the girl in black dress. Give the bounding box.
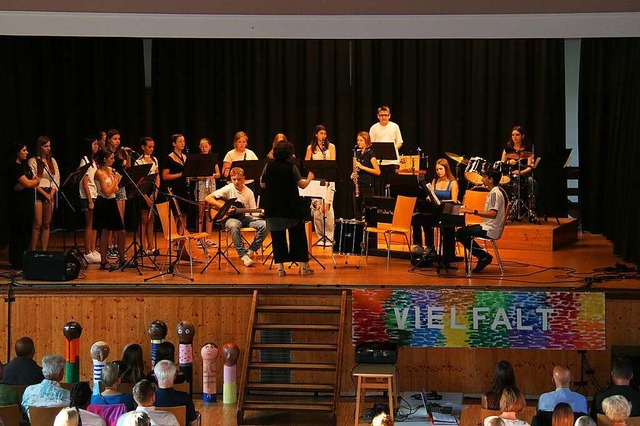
[161,134,189,235]
[7,143,39,268]
[351,131,380,218]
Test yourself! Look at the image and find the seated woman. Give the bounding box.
[90,362,135,410]
[116,343,145,384]
[494,387,529,426]
[553,403,575,426]
[482,360,517,410]
[602,395,632,426]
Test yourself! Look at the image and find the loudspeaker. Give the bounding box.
[22,250,82,281]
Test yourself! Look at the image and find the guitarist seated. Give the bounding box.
[205,167,267,267]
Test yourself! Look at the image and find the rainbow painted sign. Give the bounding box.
[352,289,605,350]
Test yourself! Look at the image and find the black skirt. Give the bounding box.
[93,196,124,231]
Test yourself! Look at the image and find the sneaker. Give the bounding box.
[205,239,216,247]
[107,246,118,259]
[301,267,314,276]
[246,249,256,258]
[472,254,493,273]
[84,253,94,264]
[241,254,255,267]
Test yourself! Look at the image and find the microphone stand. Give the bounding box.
[37,157,76,252]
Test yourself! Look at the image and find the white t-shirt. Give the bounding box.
[116,406,179,426]
[79,156,98,199]
[213,183,257,217]
[369,121,403,165]
[480,186,507,240]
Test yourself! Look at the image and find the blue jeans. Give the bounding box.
[225,216,267,257]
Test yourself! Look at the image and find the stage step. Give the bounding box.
[237,290,347,425]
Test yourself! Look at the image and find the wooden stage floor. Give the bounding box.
[3,227,638,293]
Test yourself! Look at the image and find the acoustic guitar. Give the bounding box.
[209,200,264,221]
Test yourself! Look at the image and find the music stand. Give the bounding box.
[230,159,266,186]
[200,197,241,274]
[112,164,156,274]
[535,148,572,224]
[372,142,400,196]
[62,162,92,253]
[303,160,338,247]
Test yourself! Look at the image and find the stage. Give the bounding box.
[1,224,639,425]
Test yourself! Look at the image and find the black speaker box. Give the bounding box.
[22,250,82,281]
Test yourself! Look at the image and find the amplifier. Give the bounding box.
[355,342,398,364]
[23,250,82,281]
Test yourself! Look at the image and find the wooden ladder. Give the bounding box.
[237,289,347,425]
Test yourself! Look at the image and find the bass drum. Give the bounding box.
[492,161,511,185]
[464,157,487,185]
[333,219,366,256]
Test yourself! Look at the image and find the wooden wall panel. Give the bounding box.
[2,291,638,398]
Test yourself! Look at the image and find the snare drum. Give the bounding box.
[464,157,488,185]
[333,219,366,255]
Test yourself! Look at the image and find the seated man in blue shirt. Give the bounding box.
[153,360,199,426]
[537,365,588,414]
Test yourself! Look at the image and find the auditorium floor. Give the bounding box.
[2,230,638,292]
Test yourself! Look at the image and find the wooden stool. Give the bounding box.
[353,363,398,425]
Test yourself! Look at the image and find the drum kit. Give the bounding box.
[445,151,538,223]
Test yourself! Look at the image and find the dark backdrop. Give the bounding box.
[1,36,566,250]
[579,38,640,264]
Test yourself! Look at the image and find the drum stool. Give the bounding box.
[353,363,398,426]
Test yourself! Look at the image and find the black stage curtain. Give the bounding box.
[579,38,640,264]
[151,38,565,218]
[0,36,146,244]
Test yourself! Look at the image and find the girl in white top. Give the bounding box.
[222,131,258,182]
[196,137,221,239]
[304,125,336,245]
[134,137,160,254]
[28,136,60,251]
[79,137,101,263]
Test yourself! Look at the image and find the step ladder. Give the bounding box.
[237,289,347,425]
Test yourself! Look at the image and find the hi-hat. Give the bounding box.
[505,151,532,160]
[445,152,469,165]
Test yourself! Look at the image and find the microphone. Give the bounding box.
[35,156,47,168]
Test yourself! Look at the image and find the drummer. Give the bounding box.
[501,125,534,176]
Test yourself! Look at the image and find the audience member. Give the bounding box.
[485,417,507,426]
[153,360,198,426]
[54,407,80,426]
[117,344,146,384]
[483,360,517,410]
[90,363,135,410]
[145,342,186,384]
[591,357,640,419]
[602,395,632,426]
[70,381,106,426]
[497,387,530,426]
[1,337,44,385]
[537,366,588,414]
[21,354,70,418]
[117,411,151,426]
[0,361,20,406]
[575,416,597,426]
[553,403,575,426]
[116,379,178,426]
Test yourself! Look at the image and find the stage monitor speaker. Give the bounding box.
[22,250,82,281]
[611,345,640,390]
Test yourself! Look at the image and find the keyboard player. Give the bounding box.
[412,158,460,265]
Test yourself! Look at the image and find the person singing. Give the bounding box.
[28,136,60,251]
[160,134,189,235]
[195,137,221,242]
[135,137,160,255]
[221,131,258,181]
[304,125,336,246]
[7,143,39,268]
[93,149,126,270]
[351,131,380,219]
[79,137,100,264]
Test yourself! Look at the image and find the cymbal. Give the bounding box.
[445,152,469,165]
[505,151,533,160]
